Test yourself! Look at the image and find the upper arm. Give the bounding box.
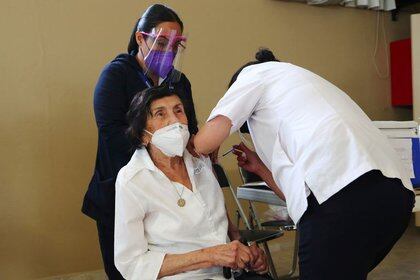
[195,69,264,154]
[93,63,133,166]
[178,74,198,134]
[93,63,127,128]
[207,69,264,134]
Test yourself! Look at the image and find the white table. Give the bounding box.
[236,182,286,207]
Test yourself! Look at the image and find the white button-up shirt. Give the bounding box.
[115,148,230,280]
[208,62,413,224]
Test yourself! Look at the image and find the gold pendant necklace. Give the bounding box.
[177,198,186,207]
[172,182,186,207]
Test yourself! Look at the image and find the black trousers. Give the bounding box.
[298,170,415,280]
[96,221,125,280]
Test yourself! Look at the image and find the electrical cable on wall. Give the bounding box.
[373,10,390,79]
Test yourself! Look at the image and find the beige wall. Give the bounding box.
[0,0,413,278]
[412,14,420,121]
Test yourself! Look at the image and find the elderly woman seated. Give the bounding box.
[114,86,268,280]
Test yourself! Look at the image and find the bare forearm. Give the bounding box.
[256,165,286,201]
[158,250,212,278]
[226,208,241,241]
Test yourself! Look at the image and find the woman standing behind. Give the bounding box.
[81,4,198,279]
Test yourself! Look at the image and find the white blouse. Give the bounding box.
[114,148,230,280]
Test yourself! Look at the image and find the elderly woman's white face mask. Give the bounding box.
[145,123,190,157]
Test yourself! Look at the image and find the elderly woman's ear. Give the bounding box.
[141,132,151,147]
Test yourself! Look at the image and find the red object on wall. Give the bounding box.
[390,38,412,106]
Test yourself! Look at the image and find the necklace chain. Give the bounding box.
[172,182,186,207]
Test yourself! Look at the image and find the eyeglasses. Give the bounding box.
[140,31,187,52]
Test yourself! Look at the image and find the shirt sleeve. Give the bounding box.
[114,177,166,280]
[94,62,133,174]
[207,67,265,134]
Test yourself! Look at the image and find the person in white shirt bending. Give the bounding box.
[194,48,415,280]
[114,86,268,280]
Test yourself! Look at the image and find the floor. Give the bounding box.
[269,217,420,280]
[38,270,106,280]
[39,218,420,280]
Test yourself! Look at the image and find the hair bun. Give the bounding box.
[255,48,277,62]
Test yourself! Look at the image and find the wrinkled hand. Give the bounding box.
[232,142,264,175]
[204,240,254,270]
[187,134,199,158]
[248,243,268,274]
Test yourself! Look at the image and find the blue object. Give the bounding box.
[411,138,420,188]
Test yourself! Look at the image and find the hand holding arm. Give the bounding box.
[248,243,268,274]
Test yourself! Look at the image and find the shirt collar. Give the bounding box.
[132,148,198,173]
[132,148,157,172]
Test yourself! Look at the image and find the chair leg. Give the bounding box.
[278,230,299,280]
[287,230,299,278]
[236,210,241,228]
[248,204,256,229]
[249,201,263,229]
[262,241,279,280]
[229,186,252,229]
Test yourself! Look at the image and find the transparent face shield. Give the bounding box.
[140,28,187,81]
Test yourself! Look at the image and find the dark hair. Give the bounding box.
[127,4,184,54]
[126,86,187,148]
[228,48,279,88]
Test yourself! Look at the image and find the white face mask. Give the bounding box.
[145,123,190,157]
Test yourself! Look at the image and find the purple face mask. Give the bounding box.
[144,50,175,79]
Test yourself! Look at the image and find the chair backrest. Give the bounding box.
[239,168,263,184]
[212,163,252,229]
[212,163,231,188]
[240,122,250,133]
